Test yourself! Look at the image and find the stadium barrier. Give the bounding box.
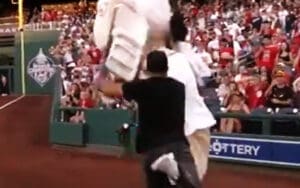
[47,63,300,168]
[50,95,300,168]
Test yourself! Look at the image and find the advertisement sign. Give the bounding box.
[209,135,300,167]
[27,48,56,87]
[0,23,18,35]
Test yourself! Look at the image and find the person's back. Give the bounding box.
[100,49,201,188]
[123,76,186,153]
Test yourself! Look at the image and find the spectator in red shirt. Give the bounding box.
[42,9,53,22]
[290,32,300,57]
[257,35,279,72]
[294,48,300,76]
[190,5,199,18]
[87,43,103,78]
[70,90,94,123]
[219,38,234,68]
[244,8,252,25]
[245,74,267,110]
[51,10,58,21]
[79,90,94,108]
[261,21,276,36]
[87,43,102,65]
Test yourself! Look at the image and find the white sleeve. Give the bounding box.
[193,54,212,78]
[167,53,193,85]
[203,52,213,65]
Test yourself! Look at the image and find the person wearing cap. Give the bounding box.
[100,50,201,188]
[265,70,294,109]
[219,37,234,69]
[245,74,267,110]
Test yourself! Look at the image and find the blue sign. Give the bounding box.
[209,136,300,167]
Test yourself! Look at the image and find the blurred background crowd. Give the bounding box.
[49,0,300,134]
[46,1,106,123]
[176,0,300,134]
[46,1,129,124]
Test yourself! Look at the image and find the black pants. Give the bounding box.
[143,142,201,188]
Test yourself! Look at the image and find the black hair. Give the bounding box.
[170,11,188,42]
[280,41,291,52]
[147,50,168,74]
[263,35,272,40]
[168,0,179,12]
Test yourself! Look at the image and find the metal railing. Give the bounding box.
[54,105,300,136]
[214,111,300,138]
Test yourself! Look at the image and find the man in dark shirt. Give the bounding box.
[285,12,296,35]
[265,71,293,109]
[100,51,200,188]
[252,15,262,31]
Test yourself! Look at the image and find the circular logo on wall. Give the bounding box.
[27,48,56,87]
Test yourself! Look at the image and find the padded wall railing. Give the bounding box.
[49,73,300,167]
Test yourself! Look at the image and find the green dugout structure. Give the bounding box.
[6,30,300,169]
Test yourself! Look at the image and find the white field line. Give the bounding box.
[0,95,25,111]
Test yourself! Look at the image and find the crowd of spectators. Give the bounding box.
[27,1,97,30]
[47,2,98,123]
[49,1,126,123]
[47,0,300,134]
[177,0,300,133]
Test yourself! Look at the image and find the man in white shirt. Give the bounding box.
[173,40,212,87]
[207,36,219,51]
[194,43,213,66]
[195,42,215,86]
[197,11,206,31]
[169,11,216,181]
[227,19,242,40]
[207,31,220,63]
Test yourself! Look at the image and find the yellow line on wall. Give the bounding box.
[18,0,26,95]
[20,31,25,94]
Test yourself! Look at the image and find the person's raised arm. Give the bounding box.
[294,49,300,68]
[265,79,277,97]
[100,80,123,98]
[99,78,143,102]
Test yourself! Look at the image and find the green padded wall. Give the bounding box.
[85,109,133,146]
[50,122,86,146]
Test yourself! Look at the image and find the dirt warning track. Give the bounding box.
[0,96,299,188]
